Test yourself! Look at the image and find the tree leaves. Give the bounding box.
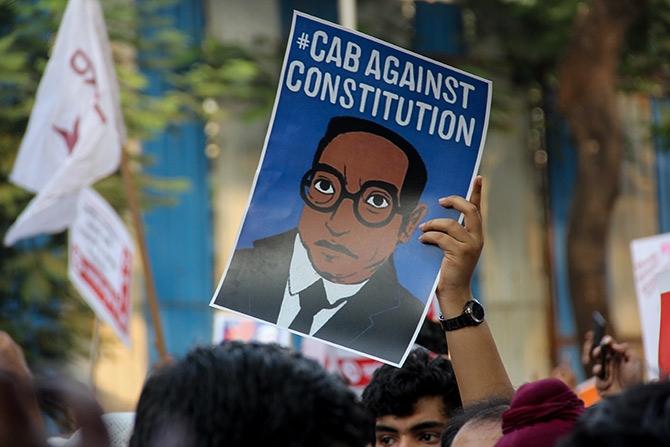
[0,0,271,365]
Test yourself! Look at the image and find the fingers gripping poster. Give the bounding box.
[210,12,491,366]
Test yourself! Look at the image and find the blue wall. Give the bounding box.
[546,103,583,379]
[652,99,670,234]
[280,0,338,36]
[414,1,464,57]
[139,0,213,361]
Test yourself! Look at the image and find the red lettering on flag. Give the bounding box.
[69,48,107,125]
[71,244,129,333]
[70,49,97,87]
[53,117,80,154]
[94,103,107,123]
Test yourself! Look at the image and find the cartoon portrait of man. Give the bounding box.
[215,116,430,363]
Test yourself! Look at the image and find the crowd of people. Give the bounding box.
[2,176,669,446]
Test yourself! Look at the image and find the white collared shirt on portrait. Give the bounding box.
[276,235,368,336]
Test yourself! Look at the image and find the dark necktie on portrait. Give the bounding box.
[289,279,348,334]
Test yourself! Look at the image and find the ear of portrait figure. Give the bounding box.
[298,127,427,285]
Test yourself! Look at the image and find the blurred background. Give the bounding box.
[1,0,669,410]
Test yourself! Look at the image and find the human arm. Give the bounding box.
[0,331,44,434]
[0,331,31,381]
[419,176,514,404]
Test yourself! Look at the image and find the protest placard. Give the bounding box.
[212,313,292,347]
[210,12,491,366]
[630,232,670,379]
[659,270,670,378]
[300,338,381,394]
[69,188,133,345]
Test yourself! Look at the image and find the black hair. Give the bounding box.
[416,318,449,355]
[129,342,372,447]
[441,397,510,446]
[313,116,428,214]
[558,381,670,447]
[361,348,461,421]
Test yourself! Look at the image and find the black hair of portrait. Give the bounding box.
[129,342,372,447]
[361,348,462,421]
[558,381,670,447]
[313,116,428,214]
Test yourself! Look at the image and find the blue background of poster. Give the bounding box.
[234,13,490,305]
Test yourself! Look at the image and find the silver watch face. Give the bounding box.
[467,300,485,323]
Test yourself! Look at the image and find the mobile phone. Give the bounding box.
[591,311,606,350]
[591,311,608,380]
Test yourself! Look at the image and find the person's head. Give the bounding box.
[558,381,670,447]
[496,378,584,447]
[129,342,371,447]
[362,349,461,446]
[441,398,509,447]
[298,116,428,284]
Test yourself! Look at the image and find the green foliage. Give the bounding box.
[0,0,269,365]
[462,0,670,90]
[357,0,413,49]
[177,38,278,120]
[0,0,90,365]
[460,0,670,140]
[620,0,670,95]
[465,0,578,86]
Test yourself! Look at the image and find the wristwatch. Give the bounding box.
[439,299,485,332]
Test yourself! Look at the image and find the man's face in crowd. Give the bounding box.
[298,131,426,284]
[373,396,447,446]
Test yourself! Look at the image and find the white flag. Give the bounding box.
[69,188,133,345]
[5,0,126,246]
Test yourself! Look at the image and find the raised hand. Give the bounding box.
[419,175,483,316]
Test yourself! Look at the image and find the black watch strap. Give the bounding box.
[440,313,471,331]
[439,299,485,332]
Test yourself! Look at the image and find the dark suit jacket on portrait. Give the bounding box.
[215,230,425,364]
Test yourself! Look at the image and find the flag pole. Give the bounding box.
[120,146,169,363]
[88,317,100,392]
